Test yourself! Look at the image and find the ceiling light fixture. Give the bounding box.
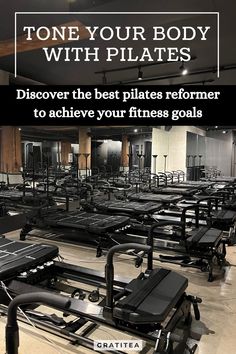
[180,62,188,76]
[138,67,143,80]
[95,56,196,75]
[102,72,107,85]
[108,64,236,85]
[134,129,138,133]
[95,57,197,84]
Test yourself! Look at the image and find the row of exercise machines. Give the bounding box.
[19,173,236,281]
[1,172,236,281]
[0,172,236,353]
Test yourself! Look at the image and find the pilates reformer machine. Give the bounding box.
[1,152,231,282]
[0,160,94,211]
[87,175,236,236]
[170,193,236,245]
[124,206,226,282]
[19,196,227,282]
[0,183,54,234]
[92,176,236,237]
[91,184,234,254]
[0,238,201,354]
[0,188,55,210]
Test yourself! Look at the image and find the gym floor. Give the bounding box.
[0,229,236,354]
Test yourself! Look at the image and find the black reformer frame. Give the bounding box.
[145,218,225,282]
[0,239,201,354]
[19,202,226,282]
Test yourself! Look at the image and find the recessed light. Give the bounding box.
[180,62,188,76]
[182,68,188,76]
[102,72,107,85]
[134,129,138,133]
[138,68,143,80]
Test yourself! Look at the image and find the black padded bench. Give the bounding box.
[0,190,54,209]
[94,201,163,215]
[0,237,58,280]
[210,209,236,228]
[209,177,236,183]
[155,187,198,196]
[114,268,188,323]
[44,211,130,234]
[0,190,33,201]
[186,227,223,248]
[223,199,236,211]
[128,193,183,204]
[0,237,198,354]
[171,181,214,189]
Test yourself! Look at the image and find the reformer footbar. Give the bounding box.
[0,238,201,354]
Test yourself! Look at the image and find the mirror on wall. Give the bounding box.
[186,131,233,179]
[186,132,198,167]
[186,132,206,180]
[197,135,206,167]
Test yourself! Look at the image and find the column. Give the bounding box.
[61,141,72,168]
[0,70,9,84]
[151,128,169,173]
[0,126,23,184]
[168,127,187,174]
[120,134,129,171]
[78,127,91,176]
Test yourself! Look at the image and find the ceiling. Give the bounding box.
[19,125,235,142]
[20,125,153,141]
[0,0,236,85]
